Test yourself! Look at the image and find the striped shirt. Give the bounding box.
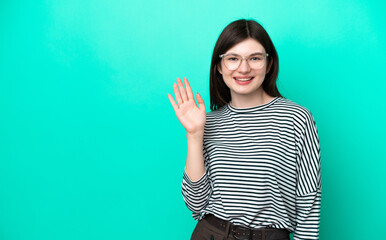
[181,97,321,240]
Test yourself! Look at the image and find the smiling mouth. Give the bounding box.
[234,77,254,81]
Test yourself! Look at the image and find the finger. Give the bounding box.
[173,82,183,106]
[196,92,206,112]
[184,77,194,101]
[177,77,188,102]
[168,93,179,112]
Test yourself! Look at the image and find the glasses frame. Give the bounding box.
[219,52,269,70]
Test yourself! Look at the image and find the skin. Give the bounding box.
[167,38,274,181]
[168,77,206,181]
[217,38,274,108]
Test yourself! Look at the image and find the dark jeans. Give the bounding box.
[190,216,290,240]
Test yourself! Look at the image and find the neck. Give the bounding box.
[230,91,274,108]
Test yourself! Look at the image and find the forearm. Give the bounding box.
[293,190,321,240]
[181,131,212,213]
[185,131,205,182]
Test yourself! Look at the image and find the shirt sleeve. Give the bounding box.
[293,111,322,240]
[181,146,212,216]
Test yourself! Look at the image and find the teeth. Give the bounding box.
[235,77,253,81]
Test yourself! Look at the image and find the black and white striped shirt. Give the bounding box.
[181,97,321,240]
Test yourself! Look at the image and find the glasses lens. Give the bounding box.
[248,55,265,69]
[224,55,240,70]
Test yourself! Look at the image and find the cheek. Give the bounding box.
[220,70,232,80]
[217,62,226,75]
[223,73,234,82]
[257,69,267,77]
[222,75,234,87]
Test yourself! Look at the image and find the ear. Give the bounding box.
[266,57,273,74]
[217,63,223,75]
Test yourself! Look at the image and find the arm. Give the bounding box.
[185,132,205,181]
[293,112,322,240]
[167,77,210,215]
[181,133,212,214]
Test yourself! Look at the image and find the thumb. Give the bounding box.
[196,92,206,111]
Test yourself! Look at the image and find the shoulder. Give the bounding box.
[204,104,230,131]
[206,104,228,119]
[275,97,316,124]
[277,98,319,143]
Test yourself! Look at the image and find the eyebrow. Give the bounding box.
[226,52,265,56]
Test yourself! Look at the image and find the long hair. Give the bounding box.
[210,19,282,111]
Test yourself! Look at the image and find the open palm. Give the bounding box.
[168,77,206,135]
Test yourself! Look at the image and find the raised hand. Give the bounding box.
[168,77,206,135]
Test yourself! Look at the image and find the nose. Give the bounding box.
[237,58,251,72]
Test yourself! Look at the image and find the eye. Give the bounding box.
[226,56,239,61]
[250,56,263,61]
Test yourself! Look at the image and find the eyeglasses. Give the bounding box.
[219,52,269,70]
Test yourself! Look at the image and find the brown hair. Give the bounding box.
[210,19,283,111]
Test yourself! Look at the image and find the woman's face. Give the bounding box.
[217,38,271,102]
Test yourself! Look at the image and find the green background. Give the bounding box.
[1,0,385,239]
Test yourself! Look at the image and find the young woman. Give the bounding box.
[168,19,321,240]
